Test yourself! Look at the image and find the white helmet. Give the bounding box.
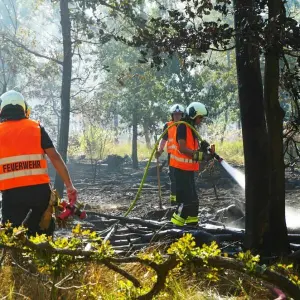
[186,102,208,119]
[0,90,30,117]
[169,104,185,114]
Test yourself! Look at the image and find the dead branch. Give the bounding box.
[87,211,172,229]
[109,256,178,299]
[103,222,119,243]
[102,259,141,287]
[2,35,63,65]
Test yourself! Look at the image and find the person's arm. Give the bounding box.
[45,148,77,202]
[156,123,168,158]
[45,148,72,187]
[178,139,194,157]
[158,139,167,152]
[40,126,77,202]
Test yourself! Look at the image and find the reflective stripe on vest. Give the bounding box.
[0,119,50,190]
[0,168,48,180]
[168,144,177,150]
[170,154,193,164]
[0,154,45,165]
[169,125,199,171]
[0,154,48,180]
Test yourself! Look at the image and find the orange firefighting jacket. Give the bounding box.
[0,119,50,191]
[169,124,199,171]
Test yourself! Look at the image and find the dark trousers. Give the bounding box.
[167,154,176,196]
[174,168,199,221]
[1,183,52,236]
[168,166,176,195]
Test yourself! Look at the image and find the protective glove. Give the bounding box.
[67,185,78,205]
[155,149,163,159]
[192,150,204,162]
[200,140,210,153]
[203,144,216,161]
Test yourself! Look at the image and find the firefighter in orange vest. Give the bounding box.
[155,104,185,205]
[170,102,211,226]
[0,90,77,236]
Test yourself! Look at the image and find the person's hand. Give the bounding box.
[192,150,203,162]
[66,184,78,205]
[155,149,163,159]
[200,140,210,152]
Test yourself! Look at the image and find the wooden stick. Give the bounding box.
[157,158,162,209]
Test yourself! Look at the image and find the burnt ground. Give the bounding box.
[48,159,300,230]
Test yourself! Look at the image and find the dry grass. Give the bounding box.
[108,140,244,165]
[214,140,244,166]
[0,258,274,300]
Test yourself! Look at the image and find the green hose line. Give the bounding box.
[124,120,203,217]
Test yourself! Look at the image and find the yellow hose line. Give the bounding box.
[124,120,203,216]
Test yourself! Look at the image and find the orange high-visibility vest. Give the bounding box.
[166,121,177,154]
[169,124,199,171]
[0,119,50,191]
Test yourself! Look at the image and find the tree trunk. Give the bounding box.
[178,72,189,106]
[54,0,72,197]
[263,0,289,255]
[132,113,138,169]
[2,82,7,94]
[234,0,270,254]
[113,113,119,144]
[143,122,151,149]
[220,106,229,144]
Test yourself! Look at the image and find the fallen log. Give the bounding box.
[138,229,214,245]
[290,243,300,251]
[104,233,144,241]
[125,226,153,234]
[88,211,169,229]
[288,234,300,243]
[112,243,152,251]
[110,237,143,246]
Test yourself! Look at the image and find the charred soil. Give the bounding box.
[49,159,300,230]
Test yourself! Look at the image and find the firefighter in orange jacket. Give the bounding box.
[170,102,211,226]
[0,90,77,236]
[155,104,185,205]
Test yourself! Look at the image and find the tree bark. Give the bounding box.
[113,113,119,144]
[54,0,72,197]
[233,0,270,254]
[132,112,139,169]
[220,106,229,144]
[263,0,289,254]
[177,71,189,106]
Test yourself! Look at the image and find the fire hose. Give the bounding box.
[124,121,245,217]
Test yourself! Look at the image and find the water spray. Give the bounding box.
[208,148,245,190]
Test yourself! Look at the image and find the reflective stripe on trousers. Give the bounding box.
[185,216,199,224]
[171,213,199,226]
[171,213,185,226]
